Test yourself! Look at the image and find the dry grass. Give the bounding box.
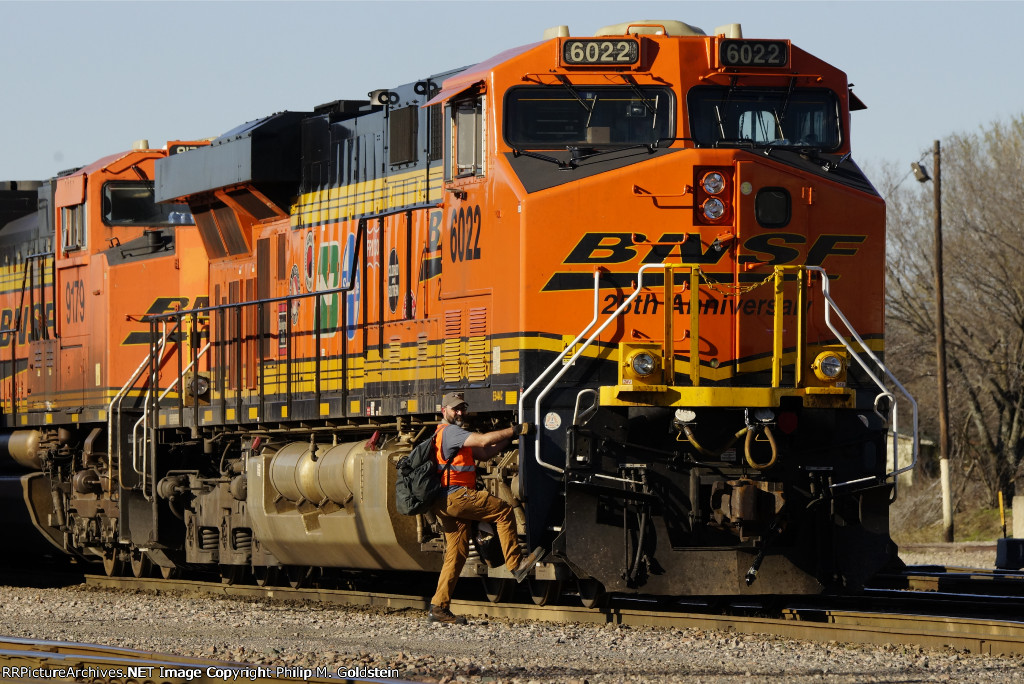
[890,473,1011,544]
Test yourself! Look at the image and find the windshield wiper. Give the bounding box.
[556,75,594,115]
[511,147,578,170]
[710,76,741,146]
[774,77,797,136]
[713,137,756,150]
[511,141,663,171]
[619,74,657,116]
[820,151,851,172]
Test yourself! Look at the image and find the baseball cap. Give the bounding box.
[441,391,467,409]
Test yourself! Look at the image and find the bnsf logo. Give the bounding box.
[121,296,210,345]
[0,304,55,347]
[543,231,866,292]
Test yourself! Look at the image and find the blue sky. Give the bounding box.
[2,0,1022,184]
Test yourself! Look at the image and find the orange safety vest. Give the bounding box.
[435,423,476,489]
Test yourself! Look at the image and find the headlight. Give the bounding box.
[702,198,726,220]
[812,351,845,381]
[701,171,726,195]
[630,351,658,377]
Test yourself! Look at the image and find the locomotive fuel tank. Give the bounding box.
[247,439,441,572]
[0,430,43,471]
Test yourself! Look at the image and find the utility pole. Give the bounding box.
[931,140,953,542]
[912,140,952,542]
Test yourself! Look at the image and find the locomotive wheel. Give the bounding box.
[101,547,125,577]
[481,577,514,603]
[253,566,280,587]
[577,578,607,609]
[528,578,562,606]
[129,548,152,578]
[286,565,314,589]
[220,564,248,585]
[159,565,181,580]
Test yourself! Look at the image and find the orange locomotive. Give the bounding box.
[7,19,917,599]
[0,141,209,572]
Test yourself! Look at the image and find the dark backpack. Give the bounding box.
[395,432,451,516]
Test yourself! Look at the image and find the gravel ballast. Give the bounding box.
[0,546,1019,683]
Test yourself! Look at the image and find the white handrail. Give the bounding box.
[518,271,601,474]
[528,264,667,473]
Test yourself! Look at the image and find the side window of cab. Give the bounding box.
[447,95,485,181]
[61,204,86,253]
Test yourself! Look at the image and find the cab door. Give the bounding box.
[53,174,90,411]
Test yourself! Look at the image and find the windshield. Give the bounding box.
[505,86,673,148]
[687,86,841,150]
[103,181,193,227]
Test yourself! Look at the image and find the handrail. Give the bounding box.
[132,341,212,490]
[518,271,602,474]
[522,263,917,493]
[528,265,671,474]
[110,322,166,497]
[807,266,919,495]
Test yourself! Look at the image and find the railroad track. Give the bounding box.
[83,573,1024,657]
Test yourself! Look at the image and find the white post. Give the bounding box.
[940,458,953,541]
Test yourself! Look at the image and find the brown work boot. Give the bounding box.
[427,604,467,625]
[512,547,546,583]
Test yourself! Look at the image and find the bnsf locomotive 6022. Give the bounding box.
[0,19,916,602]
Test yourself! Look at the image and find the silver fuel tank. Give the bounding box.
[247,439,440,571]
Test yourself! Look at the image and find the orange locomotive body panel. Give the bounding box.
[1,145,210,423]
[0,145,209,426]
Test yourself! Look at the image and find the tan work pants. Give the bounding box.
[430,487,523,609]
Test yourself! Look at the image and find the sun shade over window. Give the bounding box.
[103,181,193,227]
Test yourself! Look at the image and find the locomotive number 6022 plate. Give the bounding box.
[561,38,640,66]
[718,39,790,68]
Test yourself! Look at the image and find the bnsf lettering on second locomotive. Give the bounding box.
[0,303,55,346]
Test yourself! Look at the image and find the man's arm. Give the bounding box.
[463,424,532,461]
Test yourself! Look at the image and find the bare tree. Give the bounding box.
[884,115,1024,504]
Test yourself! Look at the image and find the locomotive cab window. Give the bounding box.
[448,95,485,180]
[687,86,841,151]
[504,86,673,148]
[102,181,194,227]
[61,204,86,252]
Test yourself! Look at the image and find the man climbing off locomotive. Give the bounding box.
[427,391,544,624]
